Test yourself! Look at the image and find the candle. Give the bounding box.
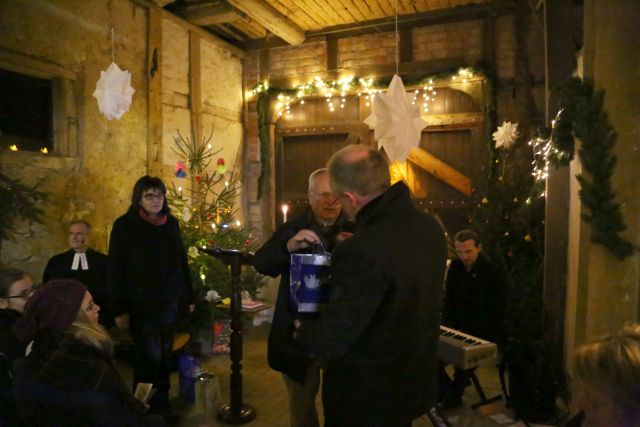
[178,186,183,198]
[282,204,289,223]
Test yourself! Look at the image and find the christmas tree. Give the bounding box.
[469,123,546,341]
[166,129,266,327]
[0,171,48,242]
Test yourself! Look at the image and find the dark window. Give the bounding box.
[0,68,53,152]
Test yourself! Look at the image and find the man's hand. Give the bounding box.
[115,314,130,330]
[287,229,321,252]
[336,231,354,243]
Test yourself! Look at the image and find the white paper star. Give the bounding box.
[363,74,427,162]
[92,62,135,120]
[493,121,520,149]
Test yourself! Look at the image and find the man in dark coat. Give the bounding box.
[43,220,112,328]
[439,229,507,408]
[294,145,447,427]
[253,168,351,427]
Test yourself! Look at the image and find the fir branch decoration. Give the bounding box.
[0,172,48,240]
[553,77,634,259]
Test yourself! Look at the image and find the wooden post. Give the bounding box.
[147,8,163,177]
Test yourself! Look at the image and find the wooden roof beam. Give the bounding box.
[226,0,305,45]
[179,3,241,26]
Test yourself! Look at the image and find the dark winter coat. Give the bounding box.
[252,207,348,384]
[43,248,112,327]
[108,209,194,326]
[13,331,152,426]
[0,308,27,423]
[295,182,448,425]
[442,252,507,347]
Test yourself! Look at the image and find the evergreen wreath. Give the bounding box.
[551,77,634,259]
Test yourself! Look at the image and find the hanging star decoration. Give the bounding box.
[492,121,520,149]
[92,62,135,120]
[363,74,427,162]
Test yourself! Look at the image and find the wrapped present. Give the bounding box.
[194,371,221,415]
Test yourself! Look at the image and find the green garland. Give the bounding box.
[551,77,634,259]
[253,61,496,199]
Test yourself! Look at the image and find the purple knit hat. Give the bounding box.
[13,279,87,342]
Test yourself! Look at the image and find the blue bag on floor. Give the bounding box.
[178,353,201,402]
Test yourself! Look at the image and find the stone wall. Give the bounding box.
[0,0,243,278]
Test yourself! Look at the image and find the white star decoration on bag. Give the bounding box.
[492,121,520,149]
[363,74,427,162]
[92,62,135,120]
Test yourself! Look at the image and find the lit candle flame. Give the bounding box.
[282,204,289,223]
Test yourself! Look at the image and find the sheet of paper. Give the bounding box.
[133,382,154,403]
[488,413,514,424]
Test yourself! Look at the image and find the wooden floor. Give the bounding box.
[116,322,519,427]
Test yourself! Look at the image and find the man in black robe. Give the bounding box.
[43,220,111,328]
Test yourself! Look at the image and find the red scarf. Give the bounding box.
[138,206,167,225]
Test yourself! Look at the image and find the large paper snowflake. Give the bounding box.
[493,121,520,149]
[363,74,427,162]
[92,62,135,120]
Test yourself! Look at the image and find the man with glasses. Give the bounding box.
[43,220,111,328]
[253,168,352,427]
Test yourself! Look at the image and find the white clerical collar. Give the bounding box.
[71,252,89,270]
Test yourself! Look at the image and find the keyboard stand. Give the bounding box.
[469,369,502,409]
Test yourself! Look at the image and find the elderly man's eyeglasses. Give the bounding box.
[6,283,40,300]
[310,190,336,200]
[143,193,164,201]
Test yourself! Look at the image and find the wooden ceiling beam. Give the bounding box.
[178,3,241,26]
[226,0,305,45]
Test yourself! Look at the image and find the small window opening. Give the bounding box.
[0,68,53,153]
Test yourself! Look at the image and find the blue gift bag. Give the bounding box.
[178,353,201,402]
[289,251,331,313]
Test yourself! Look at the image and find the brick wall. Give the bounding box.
[413,20,483,62]
[338,32,396,69]
[270,41,327,78]
[495,15,516,78]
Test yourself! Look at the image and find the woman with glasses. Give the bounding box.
[11,279,165,426]
[108,175,194,421]
[0,268,35,423]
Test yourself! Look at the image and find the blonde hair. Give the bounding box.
[574,323,640,423]
[69,307,113,355]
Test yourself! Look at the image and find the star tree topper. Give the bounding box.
[492,121,520,150]
[363,74,427,162]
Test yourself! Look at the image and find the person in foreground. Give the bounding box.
[294,145,448,427]
[573,323,640,427]
[109,175,194,419]
[253,168,351,427]
[0,268,36,424]
[12,279,165,426]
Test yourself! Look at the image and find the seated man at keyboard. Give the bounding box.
[439,229,507,409]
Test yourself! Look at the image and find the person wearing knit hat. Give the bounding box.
[11,279,166,426]
[13,279,87,342]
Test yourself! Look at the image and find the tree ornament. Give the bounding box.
[524,234,532,242]
[175,161,187,178]
[195,176,202,183]
[216,158,227,174]
[493,121,520,149]
[481,197,489,204]
[363,74,427,162]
